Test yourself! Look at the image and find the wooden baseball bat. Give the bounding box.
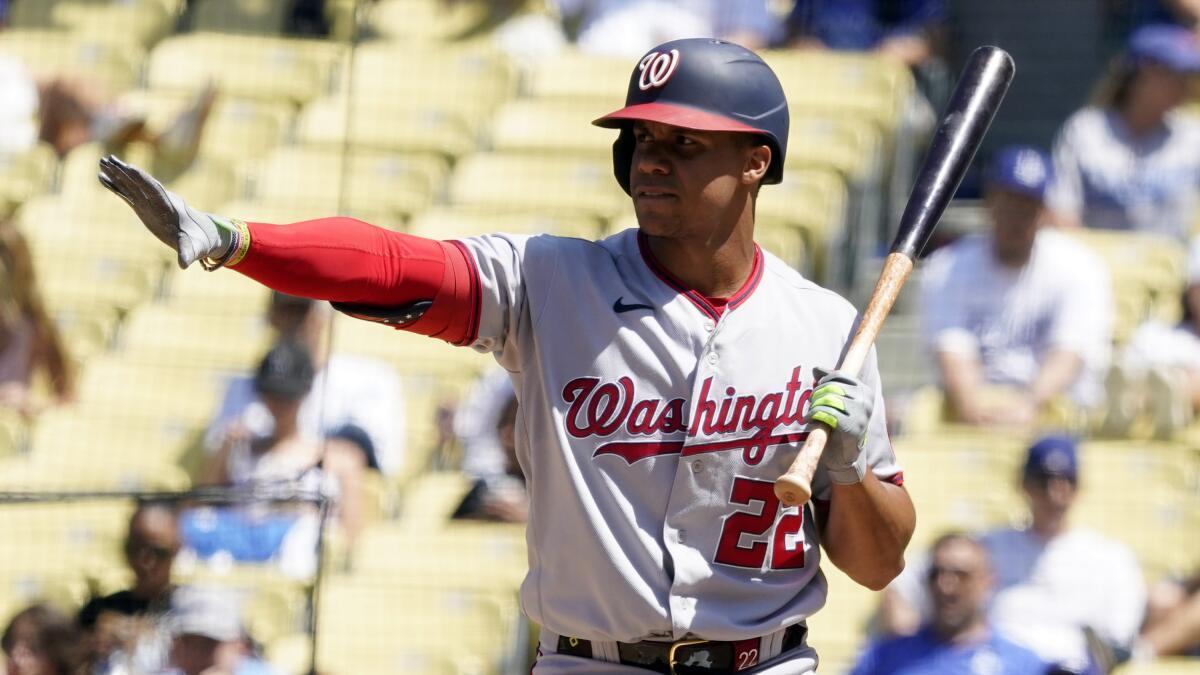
[774,46,1015,508]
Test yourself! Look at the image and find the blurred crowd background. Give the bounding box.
[0,1,1197,674]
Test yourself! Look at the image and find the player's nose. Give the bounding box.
[633,144,671,176]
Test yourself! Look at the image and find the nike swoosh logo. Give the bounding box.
[613,297,654,314]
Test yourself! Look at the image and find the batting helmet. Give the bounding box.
[593,38,789,195]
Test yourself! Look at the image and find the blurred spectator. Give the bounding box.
[452,390,527,523]
[0,53,37,159]
[554,0,779,56]
[920,146,1112,427]
[850,532,1047,675]
[1133,0,1200,27]
[2,604,85,675]
[1133,571,1200,658]
[1047,24,1200,239]
[881,436,1146,672]
[160,587,279,675]
[785,0,946,67]
[453,367,516,480]
[78,501,180,674]
[193,339,363,577]
[0,221,74,416]
[207,292,405,478]
[1106,235,1200,437]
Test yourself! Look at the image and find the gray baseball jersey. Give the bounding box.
[454,227,903,643]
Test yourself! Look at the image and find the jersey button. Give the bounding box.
[677,529,687,544]
[707,352,719,365]
[703,319,715,332]
[691,460,703,473]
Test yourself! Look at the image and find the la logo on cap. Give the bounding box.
[638,49,680,90]
[1013,150,1046,187]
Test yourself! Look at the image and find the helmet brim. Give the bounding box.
[593,102,766,134]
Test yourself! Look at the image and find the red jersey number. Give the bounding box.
[713,477,806,570]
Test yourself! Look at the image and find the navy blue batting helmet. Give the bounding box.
[593,38,790,195]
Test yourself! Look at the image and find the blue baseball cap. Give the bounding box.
[1129,24,1200,73]
[1022,435,1079,482]
[985,145,1053,201]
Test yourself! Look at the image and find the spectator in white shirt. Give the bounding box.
[206,292,405,477]
[1047,24,1200,240]
[554,0,779,56]
[880,436,1147,673]
[921,146,1113,427]
[1109,235,1200,437]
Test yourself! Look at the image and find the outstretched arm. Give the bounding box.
[98,156,479,344]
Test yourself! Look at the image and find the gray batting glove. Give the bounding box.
[97,155,233,269]
[808,369,872,485]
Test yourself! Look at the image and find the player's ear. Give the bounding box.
[742,143,771,186]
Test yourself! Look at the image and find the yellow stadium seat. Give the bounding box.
[523,50,628,106]
[489,99,614,158]
[36,256,156,314]
[119,303,272,370]
[756,169,849,278]
[10,0,173,47]
[786,114,883,188]
[73,354,224,425]
[0,29,144,94]
[350,522,527,586]
[449,153,626,221]
[0,448,191,491]
[394,472,473,529]
[164,266,271,316]
[764,50,914,133]
[14,194,173,266]
[408,206,603,240]
[148,33,346,104]
[366,0,493,42]
[244,146,442,226]
[297,95,477,158]
[119,90,296,165]
[329,315,490,381]
[805,568,879,672]
[343,42,516,127]
[0,143,57,218]
[317,581,518,674]
[1114,658,1200,674]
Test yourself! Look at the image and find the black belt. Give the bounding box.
[556,623,806,674]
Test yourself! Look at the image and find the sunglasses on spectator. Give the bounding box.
[125,540,178,561]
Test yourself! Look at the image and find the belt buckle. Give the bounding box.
[668,639,708,675]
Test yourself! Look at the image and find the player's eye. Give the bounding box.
[634,130,653,143]
[676,135,696,146]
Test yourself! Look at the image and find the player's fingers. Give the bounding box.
[100,156,144,201]
[104,155,157,205]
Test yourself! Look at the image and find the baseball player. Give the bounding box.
[99,38,915,674]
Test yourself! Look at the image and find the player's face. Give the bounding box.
[628,121,770,239]
[927,539,991,636]
[985,188,1043,267]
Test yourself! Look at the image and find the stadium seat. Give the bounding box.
[119,90,296,165]
[1114,658,1200,674]
[316,581,519,674]
[0,143,57,219]
[449,153,626,221]
[764,50,914,133]
[366,0,494,42]
[14,194,174,267]
[350,521,527,586]
[786,114,883,189]
[118,303,271,371]
[148,33,346,104]
[0,29,145,94]
[805,567,879,672]
[164,266,271,316]
[297,95,477,159]
[408,206,603,240]
[329,315,489,382]
[489,99,614,158]
[756,168,849,278]
[522,50,628,107]
[343,42,516,128]
[243,146,442,226]
[9,0,173,47]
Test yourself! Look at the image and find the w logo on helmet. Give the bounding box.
[637,49,680,91]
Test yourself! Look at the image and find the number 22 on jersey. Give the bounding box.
[714,477,806,570]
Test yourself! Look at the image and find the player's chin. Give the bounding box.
[633,202,682,236]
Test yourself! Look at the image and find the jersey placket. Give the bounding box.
[661,307,730,638]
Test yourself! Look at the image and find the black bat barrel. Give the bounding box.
[891,46,1015,260]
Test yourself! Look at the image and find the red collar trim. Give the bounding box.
[636,231,764,320]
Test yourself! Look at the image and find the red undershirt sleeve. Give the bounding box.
[227,217,479,346]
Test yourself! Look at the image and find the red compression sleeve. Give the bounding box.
[228,217,479,345]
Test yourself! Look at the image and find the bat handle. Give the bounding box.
[774,422,829,506]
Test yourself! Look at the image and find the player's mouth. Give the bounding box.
[634,187,678,200]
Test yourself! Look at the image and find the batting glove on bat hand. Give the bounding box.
[808,369,872,485]
[97,155,235,269]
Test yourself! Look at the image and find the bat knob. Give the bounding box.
[774,474,812,508]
